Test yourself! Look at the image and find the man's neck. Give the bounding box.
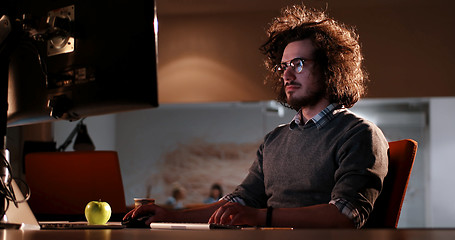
[299,98,331,123]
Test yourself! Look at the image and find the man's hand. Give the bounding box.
[123,203,174,225]
[208,202,265,226]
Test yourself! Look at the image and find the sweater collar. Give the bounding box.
[290,103,343,130]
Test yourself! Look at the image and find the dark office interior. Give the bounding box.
[2,0,455,238]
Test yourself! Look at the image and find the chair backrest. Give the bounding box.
[25,151,127,221]
[364,139,418,228]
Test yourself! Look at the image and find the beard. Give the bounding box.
[286,82,326,110]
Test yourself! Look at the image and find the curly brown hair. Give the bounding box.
[260,4,368,108]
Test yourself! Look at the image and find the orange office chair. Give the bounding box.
[364,139,418,228]
[24,151,127,221]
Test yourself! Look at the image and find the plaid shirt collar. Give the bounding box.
[290,103,343,129]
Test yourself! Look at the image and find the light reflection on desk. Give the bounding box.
[2,228,455,240]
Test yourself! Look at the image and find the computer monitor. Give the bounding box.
[4,0,158,127]
[0,0,158,225]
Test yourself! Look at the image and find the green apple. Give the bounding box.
[84,200,112,225]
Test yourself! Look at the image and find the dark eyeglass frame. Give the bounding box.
[274,58,312,75]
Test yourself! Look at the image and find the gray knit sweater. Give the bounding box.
[228,108,389,222]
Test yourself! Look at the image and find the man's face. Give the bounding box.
[280,39,326,109]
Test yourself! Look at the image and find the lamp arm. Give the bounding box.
[57,118,85,151]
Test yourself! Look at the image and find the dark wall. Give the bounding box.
[156,0,455,103]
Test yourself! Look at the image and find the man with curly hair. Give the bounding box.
[124,4,388,229]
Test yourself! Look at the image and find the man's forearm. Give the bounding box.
[271,204,355,228]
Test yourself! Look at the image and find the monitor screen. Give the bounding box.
[5,0,158,127]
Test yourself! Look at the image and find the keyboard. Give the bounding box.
[149,222,243,230]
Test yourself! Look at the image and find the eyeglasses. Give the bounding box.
[274,58,311,75]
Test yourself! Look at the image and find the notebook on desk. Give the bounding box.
[39,221,124,230]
